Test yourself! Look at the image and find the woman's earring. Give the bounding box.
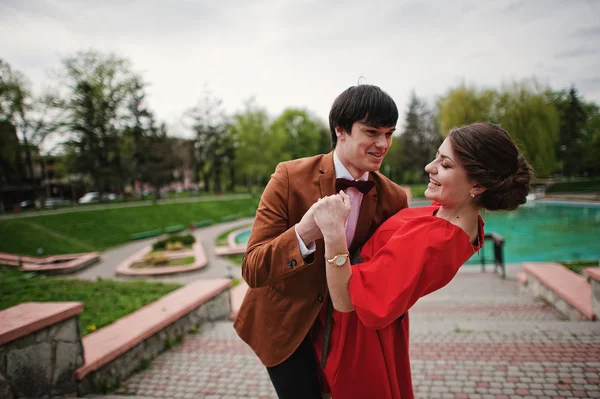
[470,193,475,198]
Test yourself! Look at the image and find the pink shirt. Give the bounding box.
[295,151,368,256]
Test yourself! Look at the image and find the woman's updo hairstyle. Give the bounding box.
[448,122,533,211]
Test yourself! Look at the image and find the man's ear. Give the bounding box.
[335,126,346,141]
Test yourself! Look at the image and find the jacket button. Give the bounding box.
[317,295,324,303]
[288,258,297,267]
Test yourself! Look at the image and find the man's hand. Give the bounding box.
[313,191,351,239]
[296,202,323,246]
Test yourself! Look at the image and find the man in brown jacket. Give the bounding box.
[234,84,408,398]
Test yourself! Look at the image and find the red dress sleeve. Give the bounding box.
[349,216,478,330]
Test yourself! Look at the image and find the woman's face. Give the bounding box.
[424,138,476,207]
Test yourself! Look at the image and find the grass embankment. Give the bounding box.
[0,197,258,257]
[0,265,182,335]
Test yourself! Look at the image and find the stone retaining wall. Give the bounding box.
[78,289,231,395]
[0,317,84,399]
[527,275,588,321]
[587,268,600,318]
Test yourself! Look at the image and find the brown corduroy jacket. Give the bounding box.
[233,152,408,367]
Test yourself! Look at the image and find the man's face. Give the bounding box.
[335,122,395,178]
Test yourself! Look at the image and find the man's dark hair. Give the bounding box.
[329,84,398,148]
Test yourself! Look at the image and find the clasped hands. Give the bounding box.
[297,191,351,244]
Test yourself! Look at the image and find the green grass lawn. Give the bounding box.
[0,198,258,256]
[0,265,182,335]
[546,178,600,194]
[132,256,195,269]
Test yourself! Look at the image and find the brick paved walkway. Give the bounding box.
[101,270,600,399]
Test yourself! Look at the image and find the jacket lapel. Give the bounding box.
[319,152,337,198]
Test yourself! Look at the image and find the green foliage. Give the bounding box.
[271,108,329,160]
[438,85,496,133]
[495,82,559,177]
[186,90,232,194]
[545,178,600,193]
[410,184,427,198]
[0,265,181,335]
[0,197,258,256]
[230,99,287,190]
[438,80,560,177]
[0,121,24,184]
[152,234,196,251]
[548,87,600,176]
[385,92,441,184]
[57,51,139,191]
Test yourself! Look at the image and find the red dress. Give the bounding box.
[313,204,485,399]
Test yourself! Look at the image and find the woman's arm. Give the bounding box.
[322,228,354,312]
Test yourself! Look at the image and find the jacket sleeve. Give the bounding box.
[241,162,312,288]
[349,217,469,330]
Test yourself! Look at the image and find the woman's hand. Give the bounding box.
[312,191,351,239]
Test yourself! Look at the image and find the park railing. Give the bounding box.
[479,232,506,278]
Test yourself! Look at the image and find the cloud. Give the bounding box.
[555,47,600,59]
[570,25,600,38]
[1,0,599,131]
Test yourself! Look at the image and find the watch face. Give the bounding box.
[335,256,347,266]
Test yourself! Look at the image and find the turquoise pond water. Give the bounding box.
[233,202,600,264]
[234,229,251,245]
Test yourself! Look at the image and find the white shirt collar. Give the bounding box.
[333,150,369,182]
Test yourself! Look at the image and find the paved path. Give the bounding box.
[93,269,600,399]
[71,218,253,284]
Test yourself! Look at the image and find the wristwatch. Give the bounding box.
[325,253,349,267]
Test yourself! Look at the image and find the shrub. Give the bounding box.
[152,234,196,250]
[165,242,184,251]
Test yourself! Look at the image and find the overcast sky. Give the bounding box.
[2,0,599,138]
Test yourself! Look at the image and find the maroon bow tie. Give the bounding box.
[335,178,375,194]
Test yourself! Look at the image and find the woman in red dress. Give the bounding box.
[311,123,533,399]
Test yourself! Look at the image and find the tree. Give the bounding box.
[438,81,560,177]
[395,92,441,183]
[185,90,230,193]
[271,108,327,160]
[581,102,600,175]
[141,123,177,199]
[438,85,496,134]
[230,99,282,192]
[0,61,26,197]
[1,59,65,203]
[496,82,559,177]
[55,51,137,193]
[548,87,588,176]
[121,77,155,191]
[0,60,24,124]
